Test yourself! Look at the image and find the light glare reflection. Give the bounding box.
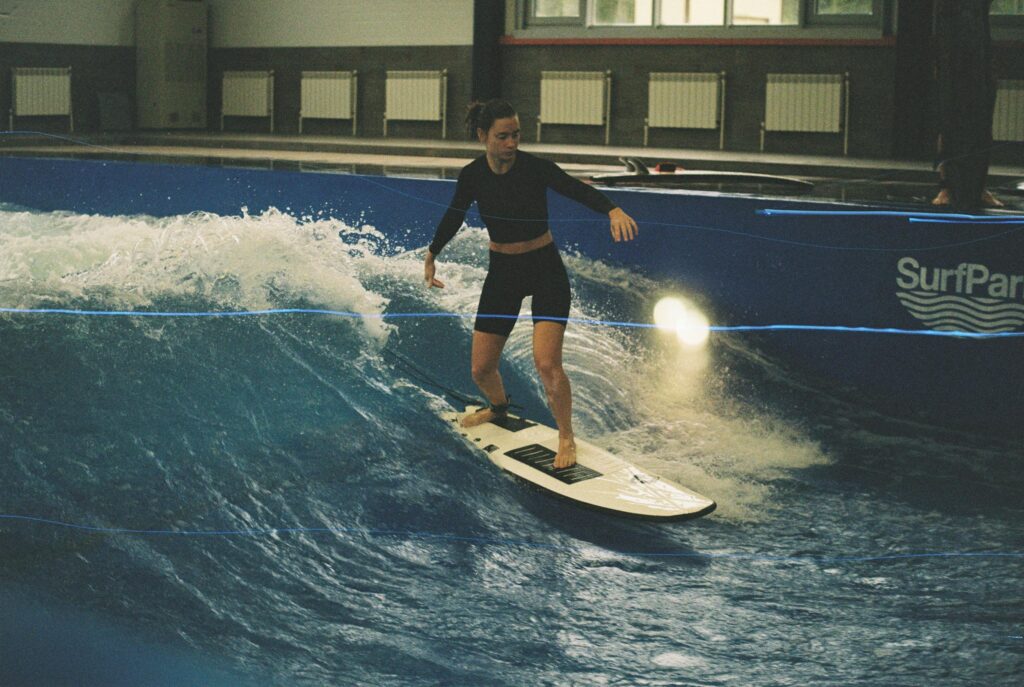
[653,296,710,348]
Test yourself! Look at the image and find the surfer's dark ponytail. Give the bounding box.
[465,99,516,138]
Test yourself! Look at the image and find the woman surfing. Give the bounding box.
[424,99,637,469]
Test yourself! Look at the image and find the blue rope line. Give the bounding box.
[758,208,1024,223]
[2,307,1021,339]
[2,513,1021,564]
[909,216,1024,224]
[623,218,1024,253]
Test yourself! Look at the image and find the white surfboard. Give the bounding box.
[441,406,716,521]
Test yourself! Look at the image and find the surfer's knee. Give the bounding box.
[471,359,499,384]
[533,356,565,386]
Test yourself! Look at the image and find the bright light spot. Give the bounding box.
[653,296,710,348]
[653,297,686,331]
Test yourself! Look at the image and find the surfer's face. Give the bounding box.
[479,116,520,164]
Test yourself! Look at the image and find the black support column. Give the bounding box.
[472,0,504,101]
[893,0,935,160]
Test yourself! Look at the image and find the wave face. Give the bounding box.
[2,206,1021,686]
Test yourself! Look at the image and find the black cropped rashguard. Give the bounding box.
[428,151,616,256]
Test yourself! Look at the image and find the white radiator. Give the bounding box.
[384,70,448,138]
[300,70,357,135]
[538,70,612,144]
[762,72,849,154]
[10,67,73,131]
[221,70,274,132]
[993,80,1024,143]
[645,71,725,148]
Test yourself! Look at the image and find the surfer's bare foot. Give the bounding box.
[981,190,1003,208]
[932,188,1004,208]
[553,437,576,469]
[460,407,502,428]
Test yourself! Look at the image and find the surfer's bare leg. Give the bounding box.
[462,330,509,428]
[533,321,576,469]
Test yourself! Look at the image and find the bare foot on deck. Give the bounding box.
[460,407,503,428]
[931,188,1003,208]
[981,190,1004,208]
[553,437,577,469]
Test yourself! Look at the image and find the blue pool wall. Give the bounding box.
[1,156,1021,438]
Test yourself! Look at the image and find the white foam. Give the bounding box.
[0,206,396,343]
[651,651,707,669]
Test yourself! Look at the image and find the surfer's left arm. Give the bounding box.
[542,158,638,243]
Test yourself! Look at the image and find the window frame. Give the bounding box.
[521,0,894,33]
[729,0,802,27]
[654,0,727,28]
[991,0,1024,29]
[512,1,1023,51]
[804,0,881,26]
[991,0,1024,16]
[527,0,587,26]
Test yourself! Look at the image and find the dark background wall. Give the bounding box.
[498,41,898,158]
[208,46,474,139]
[1,0,1022,163]
[990,42,1024,165]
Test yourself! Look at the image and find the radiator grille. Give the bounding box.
[648,72,720,129]
[993,80,1024,142]
[765,73,844,133]
[540,71,607,125]
[222,71,273,117]
[12,67,71,117]
[301,71,355,120]
[385,70,444,121]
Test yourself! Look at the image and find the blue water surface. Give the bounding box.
[0,203,1021,686]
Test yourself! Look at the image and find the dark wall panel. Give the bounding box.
[0,43,135,133]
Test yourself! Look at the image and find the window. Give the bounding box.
[807,0,877,25]
[592,0,653,26]
[814,0,873,14]
[732,0,799,25]
[589,0,798,26]
[659,0,726,26]
[527,1,880,28]
[992,0,1024,15]
[534,0,583,18]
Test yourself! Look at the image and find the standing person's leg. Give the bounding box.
[461,330,510,428]
[533,321,576,468]
[530,243,576,468]
[461,252,519,428]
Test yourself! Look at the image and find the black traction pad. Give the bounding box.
[504,444,602,485]
[489,414,537,432]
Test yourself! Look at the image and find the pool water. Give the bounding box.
[1,204,1021,685]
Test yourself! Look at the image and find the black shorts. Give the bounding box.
[474,242,571,337]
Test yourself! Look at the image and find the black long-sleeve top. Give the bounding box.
[428,151,616,256]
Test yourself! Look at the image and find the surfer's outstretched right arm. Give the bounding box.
[425,164,476,288]
[424,250,444,288]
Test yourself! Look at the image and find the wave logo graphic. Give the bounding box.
[896,257,1024,334]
